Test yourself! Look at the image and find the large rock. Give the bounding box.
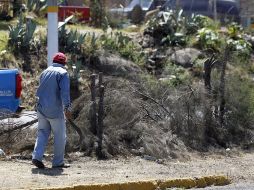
[0,149,5,158]
[170,48,202,68]
[142,34,155,48]
[90,54,142,80]
[243,34,254,48]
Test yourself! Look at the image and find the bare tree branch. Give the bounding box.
[133,88,170,115]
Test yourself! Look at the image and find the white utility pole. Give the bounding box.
[47,0,58,67]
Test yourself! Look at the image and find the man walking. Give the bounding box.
[32,52,72,169]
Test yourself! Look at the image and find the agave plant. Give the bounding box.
[144,9,188,47]
[115,32,132,49]
[100,32,132,52]
[8,14,37,51]
[8,20,25,48]
[27,0,47,14]
[88,32,99,55]
[59,26,87,53]
[23,19,37,47]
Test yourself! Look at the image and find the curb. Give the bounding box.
[36,175,230,190]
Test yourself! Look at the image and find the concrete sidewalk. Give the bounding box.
[37,175,230,190]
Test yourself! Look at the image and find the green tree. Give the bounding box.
[90,0,106,27]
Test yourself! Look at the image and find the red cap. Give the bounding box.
[53,52,67,65]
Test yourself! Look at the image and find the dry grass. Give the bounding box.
[0,31,8,51]
[67,77,196,159]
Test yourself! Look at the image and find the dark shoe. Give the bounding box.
[52,163,70,168]
[32,159,45,169]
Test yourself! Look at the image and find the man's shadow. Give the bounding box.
[31,167,66,176]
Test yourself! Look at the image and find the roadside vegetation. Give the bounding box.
[1,1,254,159]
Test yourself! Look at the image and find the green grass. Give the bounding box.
[120,24,144,33]
[67,23,103,34]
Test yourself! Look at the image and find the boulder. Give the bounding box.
[90,54,142,80]
[170,48,202,68]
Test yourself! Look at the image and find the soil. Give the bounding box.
[0,151,254,190]
[1,23,254,190]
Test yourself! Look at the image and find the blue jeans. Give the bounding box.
[32,111,66,167]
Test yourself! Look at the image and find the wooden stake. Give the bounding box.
[97,85,105,158]
[90,74,97,134]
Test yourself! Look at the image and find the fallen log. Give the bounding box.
[0,119,38,136]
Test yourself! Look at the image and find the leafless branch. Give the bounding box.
[140,104,158,122]
[133,88,170,115]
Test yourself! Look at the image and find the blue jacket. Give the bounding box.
[36,63,71,118]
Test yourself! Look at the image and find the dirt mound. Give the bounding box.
[68,77,189,160]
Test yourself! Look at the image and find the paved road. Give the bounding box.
[191,183,254,189]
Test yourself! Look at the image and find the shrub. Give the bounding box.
[162,63,191,87]
[138,75,207,150]
[227,38,252,58]
[227,22,243,39]
[186,14,215,35]
[100,32,145,65]
[144,9,222,48]
[223,74,254,145]
[0,50,16,68]
[226,23,252,59]
[196,28,221,50]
